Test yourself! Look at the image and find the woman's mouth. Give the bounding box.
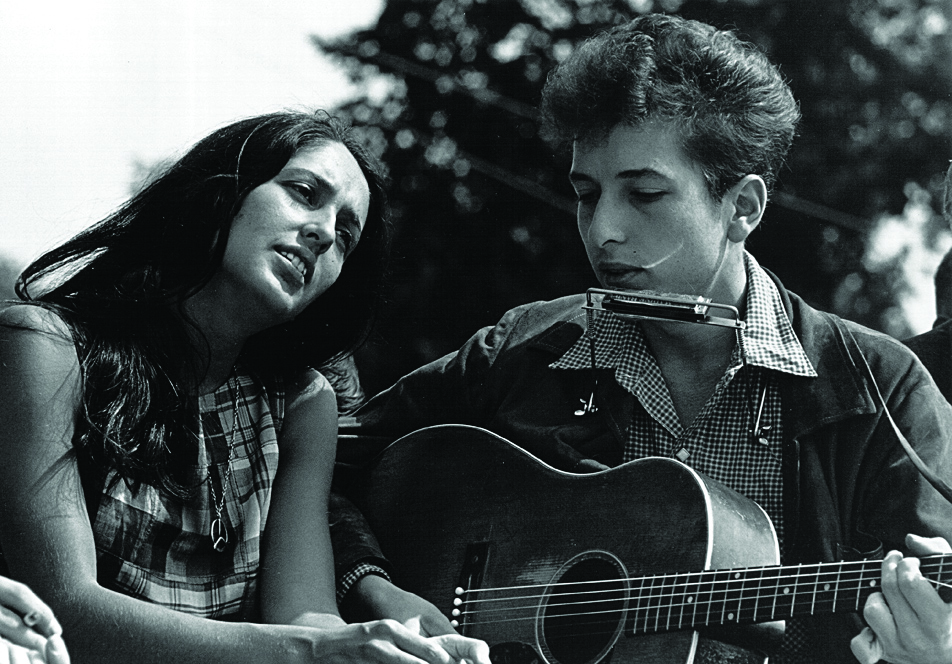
[277,250,307,283]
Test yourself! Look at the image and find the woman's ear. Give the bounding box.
[725,174,767,243]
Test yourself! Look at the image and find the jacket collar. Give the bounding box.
[761,270,877,439]
[530,277,879,442]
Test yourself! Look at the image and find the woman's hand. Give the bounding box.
[341,574,458,637]
[0,576,69,664]
[851,534,952,664]
[299,618,490,664]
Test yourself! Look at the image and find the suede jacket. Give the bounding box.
[333,273,952,662]
[905,318,952,404]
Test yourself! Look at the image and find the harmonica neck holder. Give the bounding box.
[583,288,746,330]
[573,288,745,418]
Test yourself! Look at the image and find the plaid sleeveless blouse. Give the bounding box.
[90,369,284,620]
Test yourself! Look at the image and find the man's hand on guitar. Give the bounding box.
[851,534,952,664]
[343,574,458,637]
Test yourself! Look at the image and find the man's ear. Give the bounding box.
[725,174,767,243]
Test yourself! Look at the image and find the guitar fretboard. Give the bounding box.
[629,555,952,634]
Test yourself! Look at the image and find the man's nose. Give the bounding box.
[587,197,627,246]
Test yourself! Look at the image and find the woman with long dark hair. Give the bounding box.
[0,111,488,664]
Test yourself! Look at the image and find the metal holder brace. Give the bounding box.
[583,288,746,330]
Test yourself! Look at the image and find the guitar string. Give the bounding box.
[455,557,952,599]
[453,590,952,639]
[453,573,952,639]
[456,572,952,612]
[450,560,952,632]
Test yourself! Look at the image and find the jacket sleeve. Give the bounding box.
[813,332,952,664]
[329,303,541,590]
[858,340,952,551]
[328,490,390,585]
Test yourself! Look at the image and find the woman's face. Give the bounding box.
[210,141,371,328]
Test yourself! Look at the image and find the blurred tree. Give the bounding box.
[316,0,952,394]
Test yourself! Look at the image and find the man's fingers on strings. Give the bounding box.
[862,592,899,647]
[905,534,952,556]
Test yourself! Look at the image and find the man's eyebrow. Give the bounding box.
[617,168,668,180]
[568,168,669,182]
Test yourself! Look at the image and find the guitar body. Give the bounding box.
[352,425,784,664]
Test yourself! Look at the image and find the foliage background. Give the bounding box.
[317,0,952,396]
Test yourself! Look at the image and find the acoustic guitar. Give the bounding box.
[348,424,947,664]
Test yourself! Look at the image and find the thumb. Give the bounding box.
[850,626,883,664]
[403,615,423,635]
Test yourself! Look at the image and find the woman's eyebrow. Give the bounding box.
[280,167,331,187]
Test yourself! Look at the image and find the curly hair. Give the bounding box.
[540,13,800,199]
[15,110,391,498]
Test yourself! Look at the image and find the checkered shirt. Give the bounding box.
[551,253,819,661]
[91,369,284,620]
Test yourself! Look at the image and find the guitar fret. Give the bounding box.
[685,570,701,630]
[770,567,780,620]
[735,570,747,624]
[653,573,662,633]
[703,571,714,629]
[628,555,952,639]
[751,566,765,623]
[715,572,730,624]
[854,563,866,612]
[808,563,821,615]
[832,564,843,612]
[790,565,801,617]
[664,573,675,632]
[632,574,647,634]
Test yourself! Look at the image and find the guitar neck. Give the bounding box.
[630,554,952,635]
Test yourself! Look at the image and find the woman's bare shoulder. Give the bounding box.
[0,302,72,338]
[0,303,79,374]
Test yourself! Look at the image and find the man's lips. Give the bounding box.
[597,262,647,288]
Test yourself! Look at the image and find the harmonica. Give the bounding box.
[584,288,745,330]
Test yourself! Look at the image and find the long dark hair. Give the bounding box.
[15,110,391,498]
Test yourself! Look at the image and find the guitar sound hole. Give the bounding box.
[539,554,627,664]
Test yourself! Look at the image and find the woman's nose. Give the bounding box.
[301,213,335,256]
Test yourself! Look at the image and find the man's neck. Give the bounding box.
[641,320,738,428]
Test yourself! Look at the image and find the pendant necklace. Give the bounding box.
[200,375,241,553]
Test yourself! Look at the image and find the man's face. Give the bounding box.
[570,121,741,300]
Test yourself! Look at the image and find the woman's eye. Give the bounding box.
[286,182,316,204]
[333,225,355,257]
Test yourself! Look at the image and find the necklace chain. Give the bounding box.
[200,375,241,553]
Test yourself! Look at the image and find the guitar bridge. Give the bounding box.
[452,541,491,632]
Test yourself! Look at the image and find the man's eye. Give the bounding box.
[575,190,599,205]
[629,190,665,203]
